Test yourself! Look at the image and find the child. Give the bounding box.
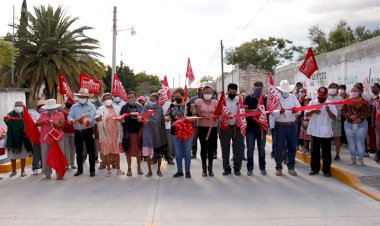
[299,96,312,154]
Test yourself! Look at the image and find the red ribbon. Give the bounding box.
[288,99,367,112]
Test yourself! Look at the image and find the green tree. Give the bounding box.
[135,71,161,96]
[15,5,105,99]
[0,39,19,87]
[103,61,135,93]
[225,37,303,72]
[308,26,330,54]
[328,20,355,50]
[199,75,214,86]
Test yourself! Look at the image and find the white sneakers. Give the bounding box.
[33,169,39,175]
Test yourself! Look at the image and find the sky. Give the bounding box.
[1,0,380,87]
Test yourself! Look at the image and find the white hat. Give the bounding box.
[277,80,295,93]
[41,99,61,110]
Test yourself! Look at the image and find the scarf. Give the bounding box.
[6,110,32,152]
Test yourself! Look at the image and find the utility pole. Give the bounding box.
[11,5,15,87]
[172,77,174,90]
[111,6,117,92]
[221,40,224,93]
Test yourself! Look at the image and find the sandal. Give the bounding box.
[45,175,51,180]
[116,170,125,175]
[21,171,27,177]
[9,171,17,177]
[127,170,132,177]
[106,170,113,177]
[157,171,163,177]
[137,168,144,175]
[145,171,153,177]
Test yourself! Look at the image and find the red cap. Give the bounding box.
[317,87,328,95]
[198,86,203,91]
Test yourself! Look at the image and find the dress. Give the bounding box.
[142,124,154,157]
[99,108,122,155]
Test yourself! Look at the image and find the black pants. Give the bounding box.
[198,126,217,166]
[311,136,332,174]
[75,128,95,173]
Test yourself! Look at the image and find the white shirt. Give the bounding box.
[226,95,239,126]
[162,100,172,130]
[113,100,126,108]
[269,115,275,129]
[271,94,301,123]
[306,99,338,138]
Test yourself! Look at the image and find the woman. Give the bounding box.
[95,93,124,177]
[342,84,371,165]
[36,99,65,180]
[328,83,343,161]
[61,98,76,170]
[166,88,194,179]
[371,83,380,163]
[194,86,218,177]
[4,101,33,177]
[140,93,167,177]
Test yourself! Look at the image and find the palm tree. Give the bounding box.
[15,5,105,99]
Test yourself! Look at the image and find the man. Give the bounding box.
[137,96,146,106]
[68,88,97,177]
[189,86,203,159]
[29,99,46,174]
[244,81,267,176]
[271,80,301,176]
[113,95,126,108]
[327,83,343,161]
[221,83,244,176]
[306,87,337,177]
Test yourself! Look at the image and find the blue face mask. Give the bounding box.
[254,90,262,97]
[79,98,87,104]
[148,101,156,107]
[281,92,289,98]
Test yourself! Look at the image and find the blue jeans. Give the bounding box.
[172,135,193,172]
[274,123,297,170]
[344,120,368,160]
[246,128,266,171]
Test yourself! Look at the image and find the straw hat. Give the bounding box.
[277,80,295,93]
[74,88,92,98]
[36,99,46,107]
[41,99,61,110]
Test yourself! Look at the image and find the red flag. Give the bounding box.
[111,73,128,102]
[23,106,40,144]
[159,75,171,106]
[214,92,229,131]
[236,97,247,136]
[185,57,195,86]
[266,72,280,113]
[58,72,75,104]
[299,48,318,78]
[184,85,189,101]
[46,140,68,178]
[79,73,102,94]
[253,95,269,132]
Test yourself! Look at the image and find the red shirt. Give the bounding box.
[62,111,75,134]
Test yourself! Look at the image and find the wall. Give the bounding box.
[274,36,380,98]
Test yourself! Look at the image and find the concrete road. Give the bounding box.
[0,143,380,226]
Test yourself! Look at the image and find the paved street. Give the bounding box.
[1,143,380,226]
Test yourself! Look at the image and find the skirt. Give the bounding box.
[299,126,311,141]
[127,133,142,157]
[8,147,29,160]
[332,119,342,137]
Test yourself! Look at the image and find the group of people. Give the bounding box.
[0,78,378,181]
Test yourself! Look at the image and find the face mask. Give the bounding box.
[318,97,327,103]
[14,106,23,114]
[203,94,212,100]
[328,88,337,95]
[148,101,157,107]
[254,90,262,97]
[114,97,121,103]
[175,97,182,104]
[350,92,359,98]
[228,93,236,100]
[281,92,289,98]
[79,98,87,105]
[299,92,306,98]
[104,99,113,106]
[371,88,379,95]
[338,89,345,94]
[47,109,56,115]
[65,103,72,109]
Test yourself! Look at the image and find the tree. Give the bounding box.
[199,75,214,86]
[0,39,19,87]
[135,71,161,96]
[308,26,330,54]
[14,5,105,99]
[225,37,303,72]
[328,20,355,50]
[103,61,135,93]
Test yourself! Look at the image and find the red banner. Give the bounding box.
[215,92,229,131]
[236,97,247,136]
[46,140,68,179]
[79,73,102,94]
[58,72,75,104]
[266,72,280,113]
[159,75,171,106]
[23,106,40,144]
[185,57,195,86]
[253,94,268,132]
[112,73,127,102]
[299,48,318,78]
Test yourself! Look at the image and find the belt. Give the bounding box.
[275,121,296,126]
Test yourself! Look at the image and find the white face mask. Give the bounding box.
[328,88,337,95]
[14,106,23,114]
[114,97,121,103]
[338,89,345,95]
[203,94,212,100]
[104,99,113,106]
[79,98,87,104]
[298,92,306,98]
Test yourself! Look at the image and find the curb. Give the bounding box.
[0,157,32,173]
[266,136,380,202]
